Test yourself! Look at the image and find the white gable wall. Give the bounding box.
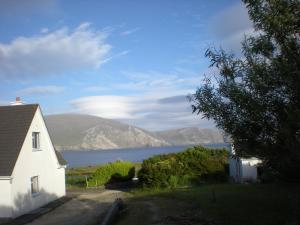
[0,179,13,218]
[10,107,65,218]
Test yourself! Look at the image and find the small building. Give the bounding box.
[229,144,262,183]
[0,100,67,218]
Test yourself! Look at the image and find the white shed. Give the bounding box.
[0,102,67,218]
[229,145,262,183]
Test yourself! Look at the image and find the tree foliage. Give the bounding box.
[190,0,300,180]
[138,146,229,188]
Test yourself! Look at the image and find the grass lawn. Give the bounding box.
[66,166,98,189]
[66,163,142,190]
[114,183,300,225]
[66,165,100,176]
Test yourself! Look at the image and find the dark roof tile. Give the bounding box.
[0,104,38,176]
[0,104,67,176]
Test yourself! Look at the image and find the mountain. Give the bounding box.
[154,127,224,146]
[45,114,224,151]
[45,114,169,151]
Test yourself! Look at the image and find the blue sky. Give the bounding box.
[0,0,253,131]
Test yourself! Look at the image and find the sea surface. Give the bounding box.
[61,143,230,168]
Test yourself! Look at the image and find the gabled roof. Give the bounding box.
[0,104,66,176]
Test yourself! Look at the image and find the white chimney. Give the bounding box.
[10,97,25,106]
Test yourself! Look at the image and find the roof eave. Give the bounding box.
[0,176,13,180]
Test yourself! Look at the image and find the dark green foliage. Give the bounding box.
[66,176,86,188]
[89,161,135,186]
[190,0,300,180]
[138,146,229,188]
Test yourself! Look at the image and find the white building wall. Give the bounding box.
[241,158,261,182]
[0,179,13,218]
[10,107,65,218]
[229,157,261,183]
[229,144,261,183]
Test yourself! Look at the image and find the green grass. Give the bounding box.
[114,183,300,225]
[66,163,142,190]
[66,165,100,176]
[66,166,98,189]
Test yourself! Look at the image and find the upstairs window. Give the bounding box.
[32,132,40,149]
[31,176,39,194]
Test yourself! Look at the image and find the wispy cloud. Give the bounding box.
[0,22,111,79]
[120,27,140,36]
[40,27,49,33]
[84,86,109,92]
[74,69,212,131]
[102,50,130,63]
[210,2,254,53]
[70,94,213,131]
[116,70,202,97]
[18,85,65,95]
[0,0,60,16]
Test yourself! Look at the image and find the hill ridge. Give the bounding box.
[45,114,224,151]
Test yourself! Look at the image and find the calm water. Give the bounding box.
[61,143,230,168]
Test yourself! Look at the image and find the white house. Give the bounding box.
[0,100,67,218]
[229,144,262,183]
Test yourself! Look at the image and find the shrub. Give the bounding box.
[89,161,135,186]
[138,146,229,188]
[66,176,86,187]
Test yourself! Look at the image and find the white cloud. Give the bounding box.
[18,85,65,95]
[84,86,109,92]
[117,70,202,97]
[210,2,254,53]
[101,50,130,64]
[70,94,214,131]
[41,28,49,34]
[72,68,214,130]
[211,3,252,38]
[0,23,111,79]
[120,27,140,36]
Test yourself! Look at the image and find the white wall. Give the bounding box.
[0,179,13,218]
[241,158,261,182]
[229,158,242,182]
[9,107,65,218]
[229,157,261,183]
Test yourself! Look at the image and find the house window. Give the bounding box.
[31,176,39,194]
[32,132,40,149]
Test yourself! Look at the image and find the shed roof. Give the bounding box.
[0,104,66,176]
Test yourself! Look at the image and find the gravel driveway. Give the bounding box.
[25,189,123,225]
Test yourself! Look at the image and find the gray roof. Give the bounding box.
[0,104,66,176]
[55,150,67,166]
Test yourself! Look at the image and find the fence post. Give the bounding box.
[85,175,89,188]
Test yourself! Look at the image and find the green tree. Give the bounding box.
[190,0,300,180]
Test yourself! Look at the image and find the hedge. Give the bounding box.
[88,161,135,186]
[138,146,229,188]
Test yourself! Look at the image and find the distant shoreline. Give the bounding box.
[60,144,230,167]
[59,142,228,152]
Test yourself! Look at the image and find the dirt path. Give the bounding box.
[26,189,124,225]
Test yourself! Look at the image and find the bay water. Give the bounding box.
[61,143,230,167]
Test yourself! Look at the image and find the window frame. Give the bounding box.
[31,176,39,196]
[32,132,40,150]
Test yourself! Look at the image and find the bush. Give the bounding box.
[66,176,86,187]
[89,161,135,186]
[138,146,229,188]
